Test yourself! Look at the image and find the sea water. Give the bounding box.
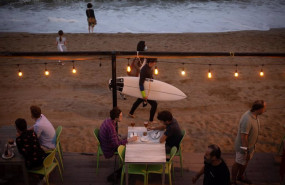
[0,0,284,33]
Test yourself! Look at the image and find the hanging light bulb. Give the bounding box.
[44,63,49,76]
[259,64,264,77]
[208,64,212,79]
[17,64,23,77]
[72,61,77,74]
[99,58,102,67]
[181,63,186,76]
[154,66,158,75]
[127,58,131,72]
[234,64,239,77]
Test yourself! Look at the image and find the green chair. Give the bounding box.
[46,126,64,171]
[118,145,147,185]
[28,149,63,185]
[93,128,104,174]
[167,129,186,176]
[147,146,177,185]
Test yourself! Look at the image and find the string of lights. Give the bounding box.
[0,51,284,78]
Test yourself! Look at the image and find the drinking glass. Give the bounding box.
[144,121,148,128]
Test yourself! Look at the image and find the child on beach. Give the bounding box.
[56,30,67,52]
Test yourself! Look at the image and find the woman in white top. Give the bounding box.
[56,30,67,52]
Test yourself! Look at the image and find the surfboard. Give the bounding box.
[109,77,187,101]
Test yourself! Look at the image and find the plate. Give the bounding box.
[140,136,149,142]
[150,131,161,139]
[2,153,14,160]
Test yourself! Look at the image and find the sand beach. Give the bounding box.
[0,29,284,154]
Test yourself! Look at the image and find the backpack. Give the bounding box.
[127,58,143,77]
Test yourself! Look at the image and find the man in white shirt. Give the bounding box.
[29,105,56,151]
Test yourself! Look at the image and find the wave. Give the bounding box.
[48,17,78,23]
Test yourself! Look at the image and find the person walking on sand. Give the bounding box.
[192,144,230,185]
[231,100,266,185]
[56,30,67,52]
[86,3,97,33]
[128,58,158,123]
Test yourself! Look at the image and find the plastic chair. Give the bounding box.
[117,145,147,185]
[147,146,177,185]
[93,128,104,174]
[28,149,63,185]
[167,129,186,176]
[46,126,64,171]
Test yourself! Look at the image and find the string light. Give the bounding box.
[127,58,131,72]
[17,64,23,77]
[208,64,212,79]
[154,66,159,75]
[72,61,77,74]
[260,64,264,77]
[181,63,186,76]
[234,64,239,77]
[44,63,49,76]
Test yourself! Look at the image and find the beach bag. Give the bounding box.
[88,17,97,25]
[127,58,143,77]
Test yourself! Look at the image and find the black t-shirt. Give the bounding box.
[164,118,182,149]
[86,9,95,18]
[203,160,230,185]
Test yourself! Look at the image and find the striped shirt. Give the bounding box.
[99,118,127,159]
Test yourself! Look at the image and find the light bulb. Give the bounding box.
[127,65,131,72]
[208,72,212,78]
[72,68,77,74]
[234,71,239,77]
[181,70,186,76]
[154,66,158,75]
[260,71,264,77]
[45,70,49,76]
[18,70,23,77]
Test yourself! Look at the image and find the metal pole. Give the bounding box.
[111,51,117,108]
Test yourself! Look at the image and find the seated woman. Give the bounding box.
[15,118,47,169]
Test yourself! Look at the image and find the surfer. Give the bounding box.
[128,58,158,123]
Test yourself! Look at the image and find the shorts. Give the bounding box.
[235,150,255,165]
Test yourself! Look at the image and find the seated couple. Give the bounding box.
[99,108,183,158]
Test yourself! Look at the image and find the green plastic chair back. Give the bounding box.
[278,135,285,155]
[56,126,64,170]
[93,128,103,174]
[28,149,63,185]
[117,145,147,185]
[176,129,186,176]
[118,145,126,163]
[56,126,62,143]
[146,146,177,185]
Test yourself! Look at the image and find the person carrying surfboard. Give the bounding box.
[128,58,158,123]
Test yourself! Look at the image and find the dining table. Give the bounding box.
[125,126,166,185]
[0,125,29,185]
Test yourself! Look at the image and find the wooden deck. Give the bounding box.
[0,151,280,185]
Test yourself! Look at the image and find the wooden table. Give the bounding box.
[0,126,29,185]
[125,126,166,185]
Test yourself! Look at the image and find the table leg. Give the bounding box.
[21,162,29,185]
[125,163,128,185]
[162,163,165,185]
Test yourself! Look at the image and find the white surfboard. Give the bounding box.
[109,77,187,101]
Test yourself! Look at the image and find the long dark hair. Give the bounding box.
[58,30,63,42]
[137,41,145,51]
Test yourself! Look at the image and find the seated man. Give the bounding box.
[192,144,230,185]
[148,110,182,152]
[28,105,56,151]
[15,118,47,169]
[99,107,137,159]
